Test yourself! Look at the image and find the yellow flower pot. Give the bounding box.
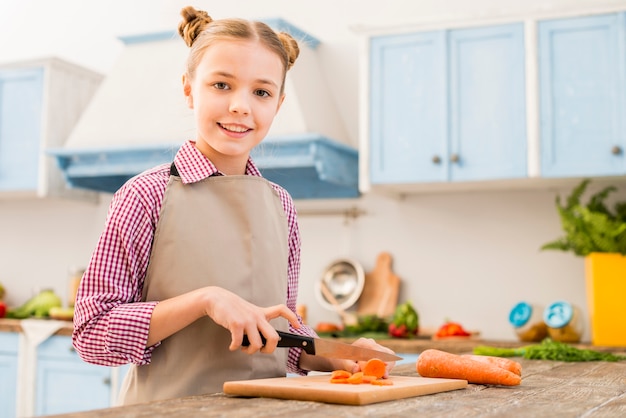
[585,253,626,347]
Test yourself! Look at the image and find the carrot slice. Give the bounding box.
[330,377,349,384]
[330,370,352,379]
[461,354,522,376]
[361,374,377,383]
[417,349,521,386]
[347,371,364,384]
[363,358,386,379]
[371,379,394,386]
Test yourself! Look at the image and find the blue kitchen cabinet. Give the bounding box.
[35,335,112,416]
[539,13,626,177]
[0,68,43,191]
[0,333,19,418]
[369,23,526,185]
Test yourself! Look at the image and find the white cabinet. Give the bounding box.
[0,58,102,198]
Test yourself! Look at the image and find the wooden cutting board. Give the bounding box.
[357,252,400,318]
[223,374,467,406]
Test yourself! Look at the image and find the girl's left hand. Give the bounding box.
[336,338,397,378]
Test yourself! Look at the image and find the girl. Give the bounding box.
[72,6,395,405]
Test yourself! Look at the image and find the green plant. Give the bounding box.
[541,179,626,256]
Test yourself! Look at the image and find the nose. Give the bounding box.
[229,91,251,115]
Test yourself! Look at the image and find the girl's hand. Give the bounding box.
[347,338,397,378]
[306,337,397,378]
[203,286,300,354]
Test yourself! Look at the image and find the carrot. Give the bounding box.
[371,379,394,386]
[330,377,349,384]
[330,370,352,379]
[347,371,364,384]
[461,354,522,376]
[361,375,377,383]
[417,349,521,386]
[362,358,386,379]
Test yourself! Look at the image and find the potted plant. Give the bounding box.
[541,178,626,347]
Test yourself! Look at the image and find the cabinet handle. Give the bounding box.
[612,145,622,155]
[432,155,441,164]
[450,154,460,163]
[103,377,111,386]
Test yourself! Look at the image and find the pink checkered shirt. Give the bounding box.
[72,140,315,375]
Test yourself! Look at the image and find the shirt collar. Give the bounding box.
[173,141,263,184]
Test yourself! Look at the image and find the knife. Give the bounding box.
[242,330,402,362]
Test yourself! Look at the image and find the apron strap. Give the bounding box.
[169,162,179,177]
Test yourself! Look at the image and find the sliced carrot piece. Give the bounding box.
[330,370,352,379]
[363,358,386,379]
[330,377,349,384]
[346,371,364,384]
[371,379,394,386]
[361,374,377,383]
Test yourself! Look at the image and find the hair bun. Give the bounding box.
[178,6,213,47]
[277,32,300,70]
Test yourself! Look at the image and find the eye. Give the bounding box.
[254,89,271,98]
[213,82,229,90]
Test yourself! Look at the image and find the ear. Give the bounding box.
[182,74,193,109]
[276,93,286,113]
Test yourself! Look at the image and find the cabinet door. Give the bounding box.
[0,333,18,418]
[0,68,43,191]
[370,31,448,184]
[539,13,625,177]
[448,23,527,181]
[36,336,111,416]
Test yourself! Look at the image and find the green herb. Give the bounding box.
[541,179,626,256]
[474,339,626,362]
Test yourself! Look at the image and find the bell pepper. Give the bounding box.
[435,321,471,338]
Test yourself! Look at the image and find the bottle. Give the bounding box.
[509,301,548,342]
[543,300,583,343]
[68,267,85,307]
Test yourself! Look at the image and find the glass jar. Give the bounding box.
[543,300,583,343]
[509,301,548,342]
[68,267,85,307]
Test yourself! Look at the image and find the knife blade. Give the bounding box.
[242,330,402,362]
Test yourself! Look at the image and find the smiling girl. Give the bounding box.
[72,6,395,405]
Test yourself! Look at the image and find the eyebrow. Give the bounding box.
[212,71,279,89]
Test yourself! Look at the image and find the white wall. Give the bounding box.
[2,0,626,342]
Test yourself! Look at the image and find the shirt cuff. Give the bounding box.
[286,324,318,375]
[105,301,159,365]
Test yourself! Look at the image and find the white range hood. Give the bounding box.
[50,19,358,199]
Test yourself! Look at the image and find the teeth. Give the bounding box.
[220,123,248,133]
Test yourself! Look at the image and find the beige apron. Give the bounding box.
[118,170,289,405]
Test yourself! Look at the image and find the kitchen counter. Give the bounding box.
[3,318,625,417]
[41,356,626,418]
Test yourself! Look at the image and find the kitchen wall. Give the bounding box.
[2,0,626,342]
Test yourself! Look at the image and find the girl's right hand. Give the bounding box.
[203,286,300,354]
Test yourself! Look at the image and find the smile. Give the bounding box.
[218,123,250,133]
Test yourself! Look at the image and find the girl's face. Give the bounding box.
[183,39,285,174]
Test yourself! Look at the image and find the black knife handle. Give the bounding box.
[241,330,315,355]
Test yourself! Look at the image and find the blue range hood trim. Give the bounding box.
[48,135,359,199]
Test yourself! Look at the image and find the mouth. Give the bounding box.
[218,123,251,134]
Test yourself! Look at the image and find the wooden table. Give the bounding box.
[44,354,626,418]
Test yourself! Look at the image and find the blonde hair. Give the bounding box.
[178,6,300,94]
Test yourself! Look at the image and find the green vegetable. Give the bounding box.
[541,179,626,256]
[343,314,389,335]
[7,289,62,319]
[474,339,626,362]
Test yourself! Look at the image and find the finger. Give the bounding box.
[257,324,280,354]
[264,305,300,329]
[229,328,244,352]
